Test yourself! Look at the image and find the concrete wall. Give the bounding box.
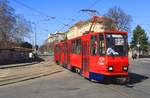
[0,48,33,65]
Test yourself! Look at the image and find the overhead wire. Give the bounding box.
[12,0,101,33]
[12,0,66,25]
[56,0,101,32]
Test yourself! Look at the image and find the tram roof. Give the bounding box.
[54,30,128,45]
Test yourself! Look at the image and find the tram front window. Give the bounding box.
[106,33,127,56]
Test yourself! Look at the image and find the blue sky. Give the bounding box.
[8,0,150,45]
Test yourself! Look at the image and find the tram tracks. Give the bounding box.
[0,62,63,86]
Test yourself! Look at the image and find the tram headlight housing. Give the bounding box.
[108,66,113,72]
[123,66,128,71]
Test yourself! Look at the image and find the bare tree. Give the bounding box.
[0,0,32,48]
[0,0,15,43]
[104,6,132,32]
[11,15,32,43]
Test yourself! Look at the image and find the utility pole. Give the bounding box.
[31,18,52,49]
[32,22,37,48]
[137,41,140,59]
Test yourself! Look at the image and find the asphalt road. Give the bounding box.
[0,58,150,98]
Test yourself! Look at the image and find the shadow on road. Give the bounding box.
[90,72,149,87]
[35,56,45,62]
[128,72,149,84]
[124,72,149,88]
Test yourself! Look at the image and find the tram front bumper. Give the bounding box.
[89,71,128,81]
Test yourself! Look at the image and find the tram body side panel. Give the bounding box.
[61,44,66,65]
[69,38,82,69]
[66,40,71,68]
[64,42,68,65]
[89,56,107,73]
[54,52,59,62]
[54,45,60,63]
[60,52,65,65]
[58,44,62,65]
[70,54,82,69]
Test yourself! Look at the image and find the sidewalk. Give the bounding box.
[139,58,150,60]
[0,62,39,69]
[138,58,150,63]
[129,57,150,64]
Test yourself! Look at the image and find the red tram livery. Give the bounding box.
[54,17,129,83]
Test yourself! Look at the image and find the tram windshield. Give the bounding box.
[106,33,127,56]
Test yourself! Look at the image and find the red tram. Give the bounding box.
[54,17,129,83]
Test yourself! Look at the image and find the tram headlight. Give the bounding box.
[108,66,113,72]
[123,66,128,71]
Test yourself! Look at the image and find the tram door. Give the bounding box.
[82,41,89,77]
[64,43,67,65]
[59,45,62,64]
[67,41,70,65]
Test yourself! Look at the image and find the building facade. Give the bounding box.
[67,16,116,39]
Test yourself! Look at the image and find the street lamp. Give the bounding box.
[31,18,53,48]
[137,41,140,59]
[31,22,37,48]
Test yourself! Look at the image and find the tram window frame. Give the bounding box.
[62,44,65,53]
[105,33,128,56]
[64,44,67,53]
[76,39,81,54]
[90,35,98,56]
[122,34,128,56]
[55,45,60,53]
[71,40,75,54]
[71,39,81,54]
[99,34,105,56]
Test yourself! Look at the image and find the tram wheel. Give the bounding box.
[116,77,129,84]
[70,66,76,73]
[56,61,60,65]
[75,68,81,74]
[62,63,67,68]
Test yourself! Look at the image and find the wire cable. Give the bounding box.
[56,0,102,32]
[12,0,65,25]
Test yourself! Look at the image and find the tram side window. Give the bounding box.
[91,35,97,56]
[63,44,67,53]
[72,40,75,53]
[76,39,81,54]
[71,39,81,54]
[55,45,60,53]
[99,35,105,56]
[62,45,65,53]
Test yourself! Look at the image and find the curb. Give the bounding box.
[0,62,39,69]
